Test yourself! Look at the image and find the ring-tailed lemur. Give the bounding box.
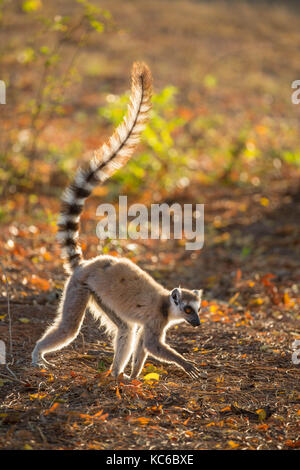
[32,62,204,380]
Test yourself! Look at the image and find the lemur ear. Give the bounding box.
[170,288,181,306]
[193,289,203,299]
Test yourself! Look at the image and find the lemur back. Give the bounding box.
[85,256,168,323]
[32,63,204,380]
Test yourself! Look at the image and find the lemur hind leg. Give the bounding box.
[32,277,90,366]
[130,327,147,379]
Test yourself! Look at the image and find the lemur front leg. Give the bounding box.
[110,322,136,378]
[90,291,135,378]
[130,327,147,379]
[144,330,202,380]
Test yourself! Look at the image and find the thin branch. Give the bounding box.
[0,261,22,382]
[0,260,13,362]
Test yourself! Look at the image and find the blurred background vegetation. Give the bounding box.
[1,0,300,217]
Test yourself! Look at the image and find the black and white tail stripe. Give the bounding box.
[56,62,153,273]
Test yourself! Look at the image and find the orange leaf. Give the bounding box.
[228,440,239,449]
[116,386,121,400]
[137,417,150,424]
[236,269,242,283]
[79,410,108,422]
[29,393,47,400]
[220,406,231,412]
[131,417,151,426]
[261,273,275,287]
[43,251,52,261]
[285,440,300,448]
[245,311,253,320]
[256,423,269,431]
[44,403,60,415]
[30,275,50,291]
[70,371,81,378]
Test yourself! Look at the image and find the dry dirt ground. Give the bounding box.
[0,174,299,450]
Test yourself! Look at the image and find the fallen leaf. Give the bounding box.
[256,423,269,431]
[29,393,47,400]
[30,275,50,291]
[228,440,239,449]
[23,444,33,450]
[256,408,267,421]
[285,440,300,449]
[144,372,159,381]
[44,403,60,415]
[116,386,121,400]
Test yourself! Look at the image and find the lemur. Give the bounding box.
[32,62,204,380]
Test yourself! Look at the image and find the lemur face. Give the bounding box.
[170,287,202,327]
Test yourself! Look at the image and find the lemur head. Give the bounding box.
[169,287,203,327]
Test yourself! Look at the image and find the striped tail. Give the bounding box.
[56,62,153,273]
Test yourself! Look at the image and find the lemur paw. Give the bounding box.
[121,373,131,381]
[117,372,131,382]
[109,370,130,381]
[184,361,206,380]
[31,358,56,369]
[31,361,46,369]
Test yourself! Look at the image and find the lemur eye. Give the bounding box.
[184,306,192,314]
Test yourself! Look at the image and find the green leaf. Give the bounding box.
[39,46,50,55]
[204,74,217,89]
[22,0,42,13]
[18,47,35,64]
[90,20,104,33]
[19,317,30,323]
